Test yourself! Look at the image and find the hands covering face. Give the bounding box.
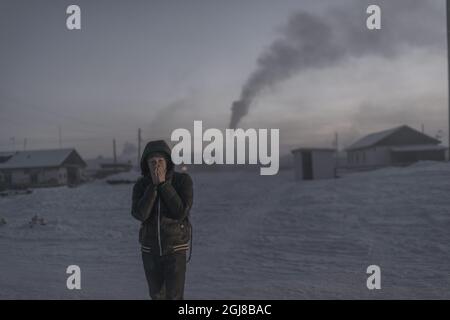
[148,155,167,185]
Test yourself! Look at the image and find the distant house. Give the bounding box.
[84,156,133,179]
[291,148,336,180]
[0,152,15,189]
[0,148,87,188]
[346,125,446,168]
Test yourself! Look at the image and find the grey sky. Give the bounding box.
[0,0,447,158]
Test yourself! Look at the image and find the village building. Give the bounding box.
[291,148,336,180]
[0,148,86,188]
[346,125,446,168]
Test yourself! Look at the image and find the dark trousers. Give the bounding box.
[142,251,187,300]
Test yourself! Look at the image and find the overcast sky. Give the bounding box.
[0,0,447,159]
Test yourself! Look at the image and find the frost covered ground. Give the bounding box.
[1,161,450,299]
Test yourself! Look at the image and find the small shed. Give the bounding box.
[291,148,336,180]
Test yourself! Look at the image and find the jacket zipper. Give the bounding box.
[157,196,162,256]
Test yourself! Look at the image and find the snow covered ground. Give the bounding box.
[1,161,450,299]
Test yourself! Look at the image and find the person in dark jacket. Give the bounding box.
[131,140,193,300]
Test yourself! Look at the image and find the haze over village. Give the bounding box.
[1,0,450,300]
[1,0,448,161]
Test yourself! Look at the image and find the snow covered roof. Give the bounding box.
[0,148,86,169]
[0,152,16,164]
[0,152,16,157]
[347,126,403,151]
[346,125,440,151]
[291,147,335,153]
[390,145,447,152]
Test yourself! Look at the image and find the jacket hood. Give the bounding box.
[140,140,174,176]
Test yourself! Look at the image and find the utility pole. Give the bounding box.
[23,138,27,151]
[58,126,62,149]
[334,132,339,175]
[334,132,339,152]
[137,128,142,167]
[10,137,15,151]
[447,0,450,160]
[113,138,117,164]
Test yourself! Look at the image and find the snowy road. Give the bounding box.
[1,162,450,299]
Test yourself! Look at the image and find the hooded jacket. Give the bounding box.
[131,140,193,256]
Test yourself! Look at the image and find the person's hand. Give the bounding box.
[149,163,166,185]
[148,161,158,184]
[147,156,166,185]
[155,165,166,184]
